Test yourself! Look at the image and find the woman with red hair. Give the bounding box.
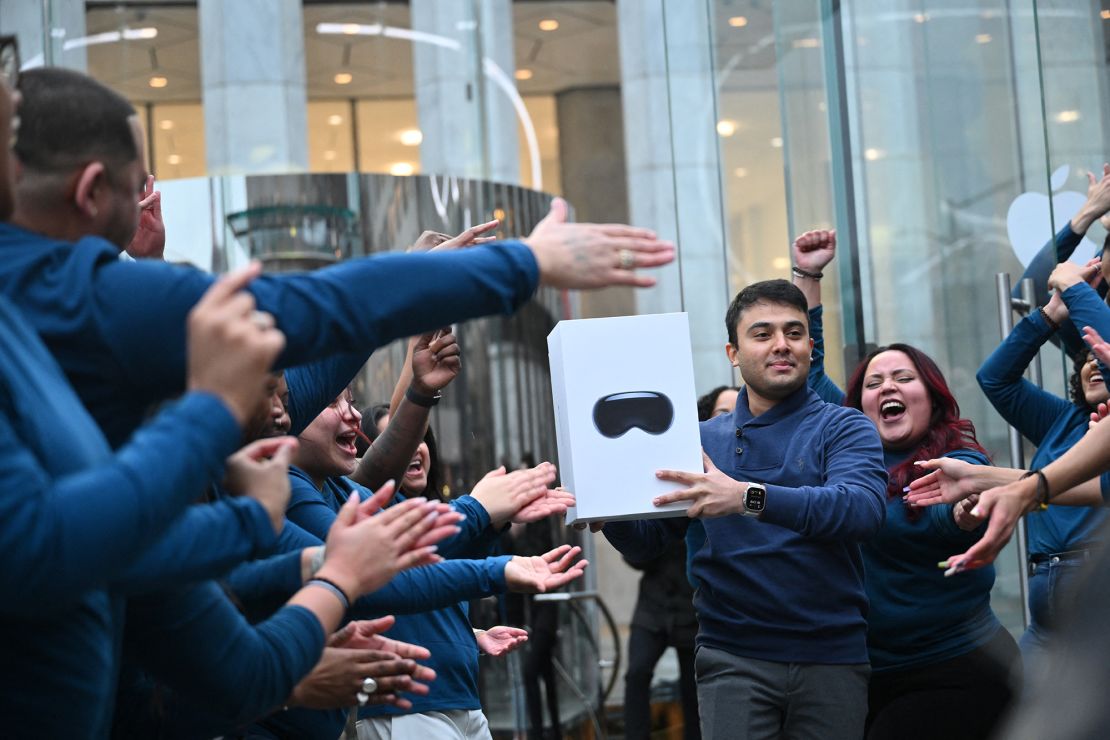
[792,230,1019,740]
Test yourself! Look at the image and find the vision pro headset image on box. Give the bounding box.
[592,391,675,438]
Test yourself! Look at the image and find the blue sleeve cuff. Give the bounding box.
[1101,471,1110,506]
[499,240,540,298]
[453,495,492,532]
[759,484,806,530]
[488,554,511,592]
[228,497,280,556]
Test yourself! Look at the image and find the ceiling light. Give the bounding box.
[770,137,783,148]
[334,72,353,85]
[538,19,559,31]
[399,129,423,146]
[1055,110,1080,123]
[167,154,182,165]
[975,33,992,44]
[716,120,737,137]
[793,38,820,49]
[1102,10,1110,19]
[913,13,928,23]
[148,75,168,88]
[342,23,361,35]
[733,167,748,178]
[514,68,533,81]
[327,114,343,126]
[864,147,886,161]
[389,162,415,176]
[159,120,174,131]
[728,16,748,28]
[323,150,336,161]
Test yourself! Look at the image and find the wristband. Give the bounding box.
[1021,469,1051,511]
[309,546,326,578]
[406,385,442,408]
[1038,307,1060,332]
[306,577,351,611]
[792,266,823,280]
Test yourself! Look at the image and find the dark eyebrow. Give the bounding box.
[747,320,806,333]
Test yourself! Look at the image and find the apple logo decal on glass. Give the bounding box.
[593,391,674,438]
[1007,164,1099,268]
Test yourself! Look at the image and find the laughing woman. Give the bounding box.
[793,230,1019,740]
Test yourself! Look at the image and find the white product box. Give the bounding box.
[547,312,703,525]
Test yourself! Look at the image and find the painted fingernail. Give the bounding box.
[971,507,982,517]
[902,486,912,493]
[937,560,949,569]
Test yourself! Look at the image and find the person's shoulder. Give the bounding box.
[287,466,323,499]
[698,412,733,434]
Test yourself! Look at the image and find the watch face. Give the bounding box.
[745,485,766,512]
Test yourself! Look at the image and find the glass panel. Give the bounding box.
[355,99,421,175]
[151,103,206,180]
[307,100,355,173]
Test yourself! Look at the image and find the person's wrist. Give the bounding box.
[314,564,359,602]
[405,384,442,407]
[409,377,437,397]
[734,481,751,515]
[1071,206,1098,235]
[791,265,823,281]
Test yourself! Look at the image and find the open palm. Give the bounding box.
[505,545,588,593]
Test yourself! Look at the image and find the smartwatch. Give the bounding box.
[741,482,767,517]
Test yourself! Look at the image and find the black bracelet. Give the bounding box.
[1038,306,1061,332]
[405,385,442,408]
[307,577,351,611]
[792,265,823,280]
[1020,469,1051,509]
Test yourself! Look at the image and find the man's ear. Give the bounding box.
[725,342,739,368]
[72,161,107,218]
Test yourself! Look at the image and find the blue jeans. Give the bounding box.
[1020,551,1094,695]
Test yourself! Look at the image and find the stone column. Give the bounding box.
[556,85,635,319]
[411,0,520,183]
[198,0,308,175]
[1,0,86,70]
[617,0,733,391]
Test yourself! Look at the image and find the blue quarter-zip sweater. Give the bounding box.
[0,295,243,739]
[977,281,1110,555]
[605,384,887,664]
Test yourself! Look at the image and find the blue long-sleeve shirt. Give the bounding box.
[978,282,1110,555]
[0,223,538,449]
[806,305,1002,671]
[605,384,887,664]
[865,450,999,672]
[0,296,243,740]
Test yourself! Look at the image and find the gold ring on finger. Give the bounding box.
[618,249,635,270]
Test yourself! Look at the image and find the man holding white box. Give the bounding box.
[601,279,888,740]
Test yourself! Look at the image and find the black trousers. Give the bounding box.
[624,624,700,740]
[523,603,561,740]
[866,628,1021,740]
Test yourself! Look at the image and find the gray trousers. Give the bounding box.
[695,645,869,740]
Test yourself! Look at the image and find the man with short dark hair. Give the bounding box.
[603,279,888,740]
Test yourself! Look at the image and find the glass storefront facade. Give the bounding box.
[10,0,1109,734]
